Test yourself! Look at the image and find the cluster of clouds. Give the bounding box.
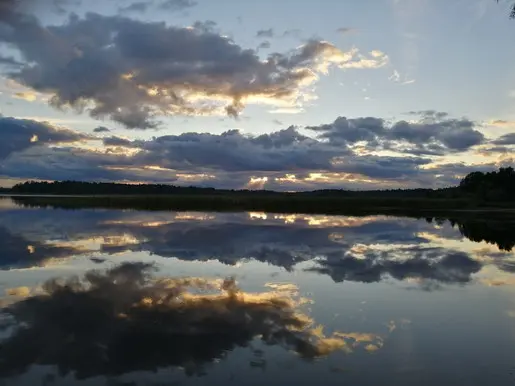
[0,1,512,189]
[0,0,196,16]
[0,8,387,129]
[0,111,512,189]
[308,111,485,154]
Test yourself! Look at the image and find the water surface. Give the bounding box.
[0,197,514,385]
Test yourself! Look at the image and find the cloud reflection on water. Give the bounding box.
[0,263,387,380]
[0,202,514,289]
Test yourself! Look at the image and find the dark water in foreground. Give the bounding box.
[0,198,515,385]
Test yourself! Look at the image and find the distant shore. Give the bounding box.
[5,169,515,218]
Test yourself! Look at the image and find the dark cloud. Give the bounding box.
[2,0,193,17]
[120,126,346,173]
[0,0,80,17]
[93,126,111,133]
[0,115,86,159]
[282,29,302,38]
[0,145,180,183]
[389,119,484,150]
[102,135,136,147]
[0,54,22,66]
[119,0,196,13]
[0,13,382,129]
[256,28,274,38]
[258,41,271,50]
[492,133,515,145]
[158,0,197,10]
[307,115,485,152]
[307,116,386,145]
[0,115,494,188]
[0,263,358,379]
[334,155,431,179]
[96,125,438,183]
[0,123,356,186]
[336,27,356,34]
[406,110,450,120]
[118,1,151,12]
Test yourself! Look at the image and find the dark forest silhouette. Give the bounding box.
[459,167,515,202]
[6,168,515,209]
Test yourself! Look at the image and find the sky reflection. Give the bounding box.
[1,199,515,385]
[0,199,513,290]
[0,262,394,380]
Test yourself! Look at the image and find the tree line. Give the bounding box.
[6,167,515,202]
[459,167,515,201]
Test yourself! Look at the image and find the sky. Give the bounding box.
[0,0,514,190]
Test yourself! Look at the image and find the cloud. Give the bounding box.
[389,119,484,150]
[487,120,515,128]
[118,1,151,12]
[0,55,22,67]
[124,126,345,173]
[269,107,304,114]
[307,117,386,145]
[0,0,81,17]
[158,0,197,10]
[389,70,415,85]
[119,0,197,13]
[492,133,515,145]
[256,28,274,38]
[332,155,431,179]
[0,13,387,129]
[0,110,497,189]
[1,0,195,17]
[93,126,111,133]
[0,263,385,378]
[257,41,271,50]
[389,70,401,82]
[5,286,31,297]
[0,115,86,159]
[406,110,449,120]
[0,145,181,184]
[307,114,485,152]
[282,29,302,38]
[13,91,37,101]
[336,27,356,35]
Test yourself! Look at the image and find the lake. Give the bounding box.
[0,197,515,385]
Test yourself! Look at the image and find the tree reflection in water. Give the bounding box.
[422,217,515,252]
[455,220,515,252]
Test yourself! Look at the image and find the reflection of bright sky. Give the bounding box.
[1,200,515,384]
[1,204,514,289]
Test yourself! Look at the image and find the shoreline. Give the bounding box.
[6,194,515,219]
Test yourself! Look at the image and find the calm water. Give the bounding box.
[0,198,515,385]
